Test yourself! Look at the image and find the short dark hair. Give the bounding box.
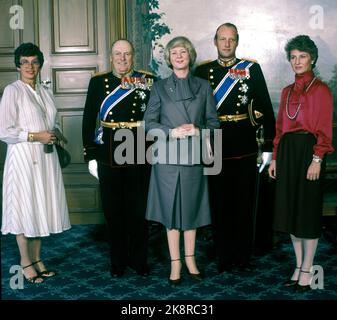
[285,35,318,68]
[164,36,197,69]
[14,42,44,68]
[214,23,239,42]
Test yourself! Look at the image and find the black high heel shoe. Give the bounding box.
[185,255,204,281]
[283,266,301,287]
[295,270,312,292]
[168,258,182,286]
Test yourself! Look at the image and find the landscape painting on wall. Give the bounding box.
[149,0,337,118]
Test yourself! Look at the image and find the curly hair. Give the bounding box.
[164,36,197,69]
[14,42,44,68]
[285,35,318,68]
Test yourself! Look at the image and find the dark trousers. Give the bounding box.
[209,155,257,267]
[98,163,150,271]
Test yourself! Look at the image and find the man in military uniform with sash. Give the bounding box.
[195,23,275,273]
[82,39,155,277]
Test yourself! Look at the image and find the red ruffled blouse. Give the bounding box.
[272,71,334,160]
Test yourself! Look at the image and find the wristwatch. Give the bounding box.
[312,155,322,163]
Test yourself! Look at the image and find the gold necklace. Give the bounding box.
[285,76,316,120]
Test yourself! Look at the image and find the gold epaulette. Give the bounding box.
[196,60,212,67]
[92,70,110,78]
[240,57,258,64]
[137,69,155,77]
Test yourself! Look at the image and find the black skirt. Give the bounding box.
[273,132,325,238]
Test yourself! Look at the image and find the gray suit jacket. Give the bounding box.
[144,73,220,165]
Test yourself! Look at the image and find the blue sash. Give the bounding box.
[213,60,253,110]
[95,71,144,144]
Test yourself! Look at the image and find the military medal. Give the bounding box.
[229,68,250,80]
[121,77,153,90]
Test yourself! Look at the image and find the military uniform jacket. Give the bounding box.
[194,59,275,159]
[82,70,155,166]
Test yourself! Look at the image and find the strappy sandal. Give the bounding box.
[22,263,44,284]
[32,260,56,278]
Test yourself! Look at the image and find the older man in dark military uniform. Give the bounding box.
[82,39,155,277]
[195,23,276,273]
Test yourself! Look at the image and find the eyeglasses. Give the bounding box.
[20,60,40,67]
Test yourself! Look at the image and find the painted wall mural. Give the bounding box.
[150,0,337,120]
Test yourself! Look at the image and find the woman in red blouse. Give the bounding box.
[268,35,334,292]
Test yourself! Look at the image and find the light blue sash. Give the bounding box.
[213,60,253,110]
[94,72,145,144]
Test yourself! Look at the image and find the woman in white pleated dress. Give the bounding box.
[0,43,71,284]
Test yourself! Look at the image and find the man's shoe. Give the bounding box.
[110,267,124,278]
[217,263,233,274]
[136,266,150,277]
[235,262,254,272]
[129,263,150,277]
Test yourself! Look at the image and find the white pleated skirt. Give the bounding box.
[1,142,71,237]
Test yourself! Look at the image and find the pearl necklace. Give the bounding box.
[286,76,316,120]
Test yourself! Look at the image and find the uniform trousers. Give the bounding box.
[209,155,257,268]
[98,163,150,272]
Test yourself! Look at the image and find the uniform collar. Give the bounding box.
[217,57,237,67]
[112,69,134,79]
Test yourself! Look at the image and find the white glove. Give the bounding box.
[259,152,273,173]
[88,160,99,180]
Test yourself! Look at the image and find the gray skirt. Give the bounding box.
[145,164,211,230]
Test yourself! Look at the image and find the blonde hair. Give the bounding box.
[164,36,197,69]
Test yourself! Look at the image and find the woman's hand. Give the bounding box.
[268,160,276,179]
[171,124,198,139]
[180,124,200,136]
[307,161,321,181]
[33,130,56,144]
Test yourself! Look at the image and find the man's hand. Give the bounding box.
[88,160,99,180]
[259,152,273,173]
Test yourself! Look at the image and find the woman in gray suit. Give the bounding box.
[144,36,220,285]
